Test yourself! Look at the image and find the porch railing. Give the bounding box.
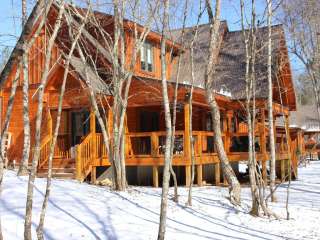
[74,129,291,182]
[37,135,72,170]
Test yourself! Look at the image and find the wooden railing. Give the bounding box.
[37,136,52,170]
[76,133,94,181]
[74,129,292,182]
[54,135,71,159]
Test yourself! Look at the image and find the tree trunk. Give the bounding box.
[36,8,87,239]
[17,0,30,176]
[267,0,276,202]
[0,0,54,87]
[17,42,30,176]
[157,1,172,239]
[205,0,241,205]
[0,66,20,240]
[24,4,65,239]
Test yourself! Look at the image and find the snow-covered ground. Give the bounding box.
[1,162,320,240]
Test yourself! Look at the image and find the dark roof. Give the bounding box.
[170,23,288,101]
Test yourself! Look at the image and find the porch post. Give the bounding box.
[284,114,293,179]
[184,100,191,186]
[225,110,233,154]
[90,108,97,164]
[152,166,159,187]
[197,164,203,186]
[91,166,97,184]
[47,109,52,138]
[260,108,267,182]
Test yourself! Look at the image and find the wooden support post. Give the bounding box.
[215,162,220,185]
[284,114,293,180]
[197,164,203,186]
[260,108,267,182]
[124,114,129,157]
[90,108,97,161]
[152,166,159,187]
[184,101,191,163]
[47,109,52,138]
[151,132,159,157]
[225,111,233,154]
[184,101,192,187]
[75,145,82,181]
[185,165,191,186]
[91,166,97,184]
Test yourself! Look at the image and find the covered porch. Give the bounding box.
[73,99,294,187]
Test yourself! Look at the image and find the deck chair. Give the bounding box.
[1,132,12,167]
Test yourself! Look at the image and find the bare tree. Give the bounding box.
[72,0,159,191]
[266,0,277,202]
[0,65,20,240]
[267,0,276,202]
[24,2,65,239]
[36,6,89,239]
[166,0,189,203]
[157,0,172,239]
[240,0,278,218]
[282,0,320,120]
[0,1,55,238]
[18,0,31,176]
[205,0,241,205]
[187,2,203,206]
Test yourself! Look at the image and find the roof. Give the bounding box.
[69,56,111,95]
[0,4,296,110]
[288,104,320,132]
[170,23,296,108]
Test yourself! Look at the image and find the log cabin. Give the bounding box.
[0,4,299,186]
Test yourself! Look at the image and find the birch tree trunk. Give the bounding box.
[24,4,65,239]
[73,0,158,191]
[18,0,30,176]
[241,0,279,218]
[36,8,88,239]
[187,9,202,205]
[169,0,189,203]
[0,0,55,87]
[267,0,277,202]
[0,67,21,240]
[157,1,172,239]
[205,0,241,205]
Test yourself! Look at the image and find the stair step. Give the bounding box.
[37,172,75,179]
[38,168,75,174]
[37,157,76,179]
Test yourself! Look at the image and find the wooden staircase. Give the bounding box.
[37,158,76,179]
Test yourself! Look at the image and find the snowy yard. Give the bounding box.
[1,162,320,240]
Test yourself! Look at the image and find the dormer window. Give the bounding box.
[140,42,153,72]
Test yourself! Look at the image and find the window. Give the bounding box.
[140,42,153,72]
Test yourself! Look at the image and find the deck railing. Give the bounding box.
[74,129,291,181]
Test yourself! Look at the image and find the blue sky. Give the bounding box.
[0,0,304,76]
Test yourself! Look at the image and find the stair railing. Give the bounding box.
[75,133,94,181]
[35,135,52,170]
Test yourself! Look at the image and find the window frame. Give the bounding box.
[140,41,154,73]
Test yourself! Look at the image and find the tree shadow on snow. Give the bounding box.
[33,184,118,240]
